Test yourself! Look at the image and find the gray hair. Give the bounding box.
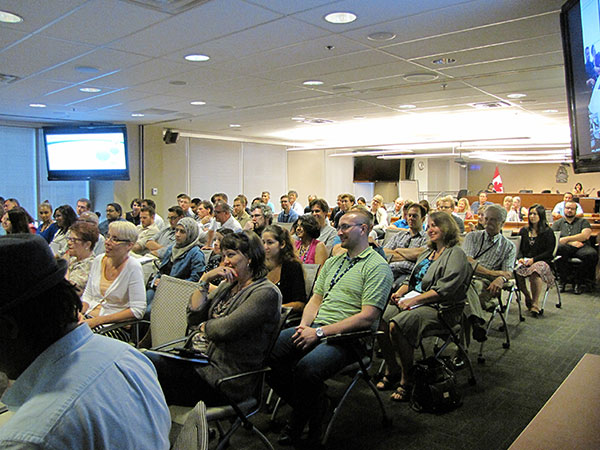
[252,203,273,224]
[109,221,139,243]
[78,211,99,225]
[485,204,507,222]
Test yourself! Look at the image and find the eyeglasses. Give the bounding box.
[167,215,179,221]
[67,237,84,243]
[106,235,131,244]
[251,213,263,218]
[337,223,361,231]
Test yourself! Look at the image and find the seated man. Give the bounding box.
[98,203,125,237]
[244,203,273,236]
[268,209,393,445]
[278,194,299,223]
[177,193,194,218]
[383,202,428,286]
[288,190,304,215]
[232,195,251,228]
[0,234,170,449]
[387,197,404,218]
[146,205,184,258]
[332,193,354,229]
[462,204,516,341]
[76,198,92,216]
[552,192,583,220]
[552,200,598,294]
[132,206,160,255]
[260,191,275,213]
[213,201,242,232]
[142,199,164,229]
[437,195,465,232]
[471,192,494,215]
[310,198,337,250]
[388,201,414,231]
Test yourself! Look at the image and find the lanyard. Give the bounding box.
[474,233,497,260]
[328,255,360,291]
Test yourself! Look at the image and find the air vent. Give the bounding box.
[0,73,20,84]
[136,108,178,115]
[470,101,511,109]
[123,0,211,14]
[305,118,334,124]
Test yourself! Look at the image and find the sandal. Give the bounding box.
[390,384,412,402]
[376,373,401,391]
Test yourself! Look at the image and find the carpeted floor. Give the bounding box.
[217,287,600,449]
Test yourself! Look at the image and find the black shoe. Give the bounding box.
[278,416,305,446]
[307,396,330,446]
[472,323,488,342]
[574,284,583,295]
[560,283,568,293]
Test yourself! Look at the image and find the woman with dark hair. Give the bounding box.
[126,198,142,226]
[147,231,282,406]
[573,182,584,197]
[146,217,206,311]
[50,205,78,256]
[376,211,471,401]
[65,221,99,295]
[294,214,328,265]
[263,224,306,314]
[515,204,556,317]
[2,207,31,234]
[37,202,59,243]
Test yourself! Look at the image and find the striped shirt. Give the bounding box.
[384,229,428,276]
[463,230,516,272]
[313,247,393,327]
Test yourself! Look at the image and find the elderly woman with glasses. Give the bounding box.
[81,221,145,340]
[65,221,99,295]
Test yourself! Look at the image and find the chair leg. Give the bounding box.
[555,279,562,308]
[478,307,498,364]
[498,305,510,349]
[322,373,361,446]
[269,397,282,423]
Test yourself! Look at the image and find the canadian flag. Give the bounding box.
[492,166,504,193]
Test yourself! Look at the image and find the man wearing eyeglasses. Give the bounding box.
[98,203,125,237]
[268,209,393,446]
[437,195,465,232]
[145,206,184,259]
[244,203,273,236]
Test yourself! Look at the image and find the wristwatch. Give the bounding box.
[197,280,210,291]
[315,327,325,339]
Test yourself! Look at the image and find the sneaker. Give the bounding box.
[472,323,487,342]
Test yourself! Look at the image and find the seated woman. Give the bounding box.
[50,205,78,257]
[512,196,528,221]
[294,215,328,265]
[2,207,32,234]
[81,221,146,340]
[65,221,99,295]
[262,224,306,314]
[370,194,389,238]
[376,212,471,401]
[515,204,556,317]
[573,182,585,197]
[456,198,473,219]
[36,202,59,243]
[146,217,206,310]
[147,231,282,406]
[503,196,519,222]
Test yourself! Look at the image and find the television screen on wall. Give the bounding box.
[353,156,400,182]
[561,0,600,173]
[43,125,130,180]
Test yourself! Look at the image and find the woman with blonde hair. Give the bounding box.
[456,198,473,219]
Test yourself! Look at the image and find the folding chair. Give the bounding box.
[539,231,562,313]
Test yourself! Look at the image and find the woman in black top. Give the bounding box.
[515,204,556,316]
[262,224,306,314]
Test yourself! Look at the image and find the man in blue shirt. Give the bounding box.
[0,234,171,449]
[277,194,299,223]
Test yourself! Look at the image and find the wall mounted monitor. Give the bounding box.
[353,156,400,182]
[561,0,600,173]
[43,125,130,180]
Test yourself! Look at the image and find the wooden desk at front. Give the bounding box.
[466,193,596,212]
[509,353,600,450]
[464,219,600,236]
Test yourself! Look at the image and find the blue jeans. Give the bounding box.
[268,327,357,418]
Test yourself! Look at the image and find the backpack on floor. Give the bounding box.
[410,356,462,413]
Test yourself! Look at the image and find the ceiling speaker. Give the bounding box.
[163,129,179,144]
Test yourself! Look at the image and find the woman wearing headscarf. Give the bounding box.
[146,217,206,312]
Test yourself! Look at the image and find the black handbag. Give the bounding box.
[410,356,462,413]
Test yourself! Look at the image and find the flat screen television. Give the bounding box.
[561,0,600,173]
[353,156,400,182]
[43,125,130,180]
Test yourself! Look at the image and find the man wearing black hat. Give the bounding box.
[0,234,171,449]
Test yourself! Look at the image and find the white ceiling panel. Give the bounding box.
[40,0,169,45]
[0,0,87,33]
[109,0,282,57]
[241,0,337,15]
[0,27,27,49]
[439,52,565,78]
[88,58,192,88]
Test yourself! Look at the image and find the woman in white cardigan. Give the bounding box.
[371,194,389,238]
[81,221,145,337]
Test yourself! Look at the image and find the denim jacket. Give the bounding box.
[158,245,206,282]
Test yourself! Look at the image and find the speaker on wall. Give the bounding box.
[163,129,179,144]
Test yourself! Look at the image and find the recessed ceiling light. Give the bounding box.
[507,93,527,99]
[398,104,417,109]
[229,124,241,128]
[324,12,357,24]
[79,87,101,93]
[190,101,206,105]
[367,31,396,42]
[75,66,100,74]
[131,113,145,117]
[184,54,210,62]
[543,109,559,113]
[303,80,324,86]
[432,57,456,65]
[402,73,439,82]
[29,103,46,108]
[0,10,23,23]
[169,80,187,85]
